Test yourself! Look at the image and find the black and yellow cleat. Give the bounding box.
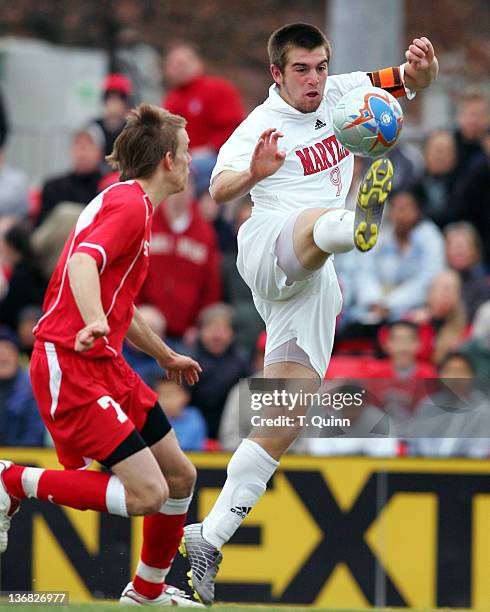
[179,524,222,606]
[354,157,393,252]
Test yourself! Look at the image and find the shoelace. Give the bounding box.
[165,586,191,599]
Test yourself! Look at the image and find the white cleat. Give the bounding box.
[120,582,204,607]
[0,460,20,554]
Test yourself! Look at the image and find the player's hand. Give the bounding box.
[158,352,202,386]
[250,128,286,181]
[404,36,439,90]
[75,319,110,352]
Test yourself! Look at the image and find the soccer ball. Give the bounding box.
[333,86,403,158]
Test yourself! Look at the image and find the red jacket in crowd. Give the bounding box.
[163,75,245,151]
[138,203,222,338]
[366,360,438,415]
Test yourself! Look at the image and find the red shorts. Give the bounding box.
[30,342,158,470]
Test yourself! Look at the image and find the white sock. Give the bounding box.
[105,475,129,517]
[21,467,45,498]
[202,439,279,549]
[313,209,355,254]
[135,559,170,585]
[159,495,192,515]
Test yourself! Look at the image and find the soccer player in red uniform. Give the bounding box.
[0,104,204,606]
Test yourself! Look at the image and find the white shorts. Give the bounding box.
[237,211,343,377]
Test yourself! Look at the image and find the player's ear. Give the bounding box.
[270,64,282,85]
[162,151,174,171]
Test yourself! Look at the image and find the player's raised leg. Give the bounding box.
[121,430,202,607]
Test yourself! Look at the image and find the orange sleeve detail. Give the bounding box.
[367,66,406,98]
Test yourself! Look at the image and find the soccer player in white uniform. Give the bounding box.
[181,24,438,605]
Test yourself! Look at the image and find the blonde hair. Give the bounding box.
[107,103,186,180]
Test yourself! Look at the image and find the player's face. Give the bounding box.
[272,46,328,113]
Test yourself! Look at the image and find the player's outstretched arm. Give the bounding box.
[402,36,438,92]
[127,307,202,385]
[211,128,286,204]
[68,252,110,352]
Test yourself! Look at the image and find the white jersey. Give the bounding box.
[211,70,405,377]
[211,71,371,215]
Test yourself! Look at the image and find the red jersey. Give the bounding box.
[366,360,438,414]
[138,203,221,337]
[34,181,153,358]
[163,75,245,151]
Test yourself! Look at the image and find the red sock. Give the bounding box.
[133,512,188,599]
[3,464,119,514]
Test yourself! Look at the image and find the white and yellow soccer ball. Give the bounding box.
[333,86,403,158]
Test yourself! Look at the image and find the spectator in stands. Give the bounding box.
[0,326,45,446]
[0,150,29,220]
[31,203,84,278]
[162,42,245,194]
[414,130,460,227]
[219,331,265,452]
[454,87,489,180]
[444,222,490,319]
[138,180,222,344]
[354,189,445,323]
[459,301,490,378]
[198,191,236,254]
[36,127,104,227]
[455,129,490,270]
[123,304,168,386]
[89,73,132,158]
[370,321,437,378]
[220,198,265,355]
[407,352,490,458]
[154,379,207,451]
[366,321,436,420]
[386,141,424,192]
[187,303,249,440]
[17,305,42,362]
[0,223,47,331]
[411,270,468,365]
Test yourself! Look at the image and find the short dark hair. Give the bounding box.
[437,351,475,374]
[388,320,419,335]
[267,23,332,73]
[107,103,186,181]
[391,187,426,211]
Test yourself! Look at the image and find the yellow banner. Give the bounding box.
[3,448,490,610]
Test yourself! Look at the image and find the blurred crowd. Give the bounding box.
[0,43,489,458]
